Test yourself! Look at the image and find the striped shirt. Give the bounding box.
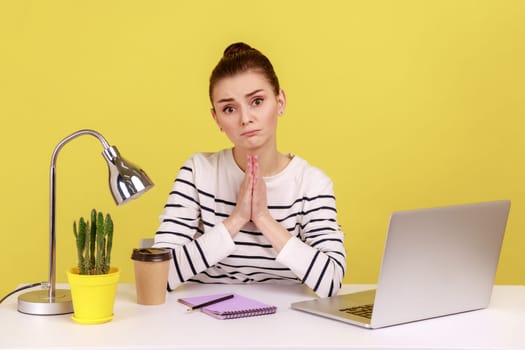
[153,149,346,297]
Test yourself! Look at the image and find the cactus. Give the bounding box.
[104,213,113,274]
[89,209,97,271]
[73,209,114,275]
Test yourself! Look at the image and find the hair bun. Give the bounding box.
[223,42,253,57]
[210,42,280,100]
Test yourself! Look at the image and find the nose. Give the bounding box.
[240,106,253,126]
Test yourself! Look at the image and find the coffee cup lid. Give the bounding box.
[131,248,172,262]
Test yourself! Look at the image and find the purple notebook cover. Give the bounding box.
[178,293,277,320]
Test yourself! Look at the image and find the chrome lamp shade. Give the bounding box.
[17,129,153,315]
[103,145,154,205]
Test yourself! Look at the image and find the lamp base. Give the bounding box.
[17,289,73,315]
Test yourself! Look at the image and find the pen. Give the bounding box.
[188,294,234,311]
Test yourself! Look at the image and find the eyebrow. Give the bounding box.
[216,89,264,104]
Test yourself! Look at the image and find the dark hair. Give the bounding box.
[209,42,280,102]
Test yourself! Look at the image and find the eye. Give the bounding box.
[222,106,235,114]
[252,97,264,106]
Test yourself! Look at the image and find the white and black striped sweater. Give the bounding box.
[153,149,346,297]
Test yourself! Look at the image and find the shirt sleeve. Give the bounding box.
[276,177,346,298]
[152,156,236,291]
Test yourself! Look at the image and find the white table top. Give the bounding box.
[1,283,524,350]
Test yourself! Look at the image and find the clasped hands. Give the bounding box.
[223,155,291,251]
[224,155,272,235]
[235,154,270,226]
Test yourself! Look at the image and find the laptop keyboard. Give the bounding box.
[339,304,374,319]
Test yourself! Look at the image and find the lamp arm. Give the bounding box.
[48,129,111,300]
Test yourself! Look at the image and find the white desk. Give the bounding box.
[1,284,524,350]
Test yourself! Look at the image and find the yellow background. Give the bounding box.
[1,0,523,299]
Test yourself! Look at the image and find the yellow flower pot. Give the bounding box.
[67,267,120,325]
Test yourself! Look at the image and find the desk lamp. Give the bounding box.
[17,129,154,315]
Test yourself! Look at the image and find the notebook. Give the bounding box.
[291,200,511,329]
[178,293,277,320]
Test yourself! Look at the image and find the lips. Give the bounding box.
[241,129,260,137]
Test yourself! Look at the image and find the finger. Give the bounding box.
[252,155,259,187]
[246,154,252,173]
[246,154,254,220]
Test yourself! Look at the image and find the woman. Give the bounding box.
[153,42,346,297]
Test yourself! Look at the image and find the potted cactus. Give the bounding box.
[67,209,120,324]
[73,209,114,275]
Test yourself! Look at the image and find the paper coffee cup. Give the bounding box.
[131,248,172,305]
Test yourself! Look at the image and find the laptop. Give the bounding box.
[291,200,511,329]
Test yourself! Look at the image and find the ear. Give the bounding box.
[210,108,222,131]
[277,89,287,115]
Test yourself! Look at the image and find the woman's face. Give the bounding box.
[211,70,286,153]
